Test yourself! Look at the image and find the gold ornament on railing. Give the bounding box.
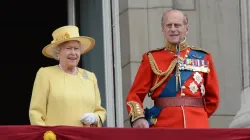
[43,131,56,140]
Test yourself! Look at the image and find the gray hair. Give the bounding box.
[161,9,188,27]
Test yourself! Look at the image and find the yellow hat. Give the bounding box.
[42,25,95,59]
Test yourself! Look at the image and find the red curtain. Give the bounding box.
[1,125,250,140]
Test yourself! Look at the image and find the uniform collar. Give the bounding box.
[165,37,188,52]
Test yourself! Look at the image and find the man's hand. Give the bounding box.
[132,118,149,128]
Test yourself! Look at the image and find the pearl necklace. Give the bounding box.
[58,64,78,75]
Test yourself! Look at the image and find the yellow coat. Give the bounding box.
[29,65,106,127]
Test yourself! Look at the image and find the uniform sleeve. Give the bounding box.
[29,68,49,126]
[126,53,154,122]
[92,73,107,127]
[204,54,220,118]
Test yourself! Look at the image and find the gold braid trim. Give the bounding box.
[190,46,209,54]
[127,101,144,122]
[148,53,178,95]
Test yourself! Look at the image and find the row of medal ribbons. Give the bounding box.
[178,58,210,73]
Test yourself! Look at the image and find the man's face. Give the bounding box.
[162,11,188,44]
[58,40,81,68]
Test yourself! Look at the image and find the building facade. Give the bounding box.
[119,0,250,128]
[69,0,250,128]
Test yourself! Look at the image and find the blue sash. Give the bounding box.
[144,49,206,126]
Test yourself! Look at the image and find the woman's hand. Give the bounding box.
[80,113,98,125]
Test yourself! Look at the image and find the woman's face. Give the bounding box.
[58,40,81,68]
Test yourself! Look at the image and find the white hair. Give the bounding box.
[52,46,60,60]
[161,9,188,27]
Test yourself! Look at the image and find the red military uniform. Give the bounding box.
[126,39,220,128]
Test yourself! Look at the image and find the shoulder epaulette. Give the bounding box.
[190,46,210,54]
[146,47,165,54]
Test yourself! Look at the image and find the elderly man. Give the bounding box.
[126,9,220,128]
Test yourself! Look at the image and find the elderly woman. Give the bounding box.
[29,25,106,127]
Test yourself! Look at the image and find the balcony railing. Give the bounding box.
[1,125,250,140]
